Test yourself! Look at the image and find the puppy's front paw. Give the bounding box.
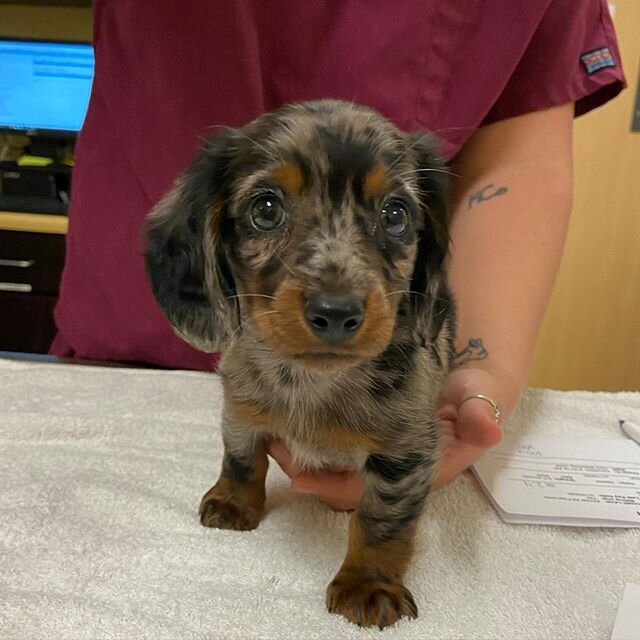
[326,570,418,629]
[198,489,262,531]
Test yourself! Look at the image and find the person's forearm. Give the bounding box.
[447,105,574,411]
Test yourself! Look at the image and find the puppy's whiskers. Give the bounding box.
[226,316,245,345]
[253,310,282,320]
[228,293,277,301]
[274,252,296,278]
[240,310,282,341]
[233,129,274,158]
[387,133,429,171]
[397,167,459,179]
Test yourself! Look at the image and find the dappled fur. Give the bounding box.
[145,100,456,629]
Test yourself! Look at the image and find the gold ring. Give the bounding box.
[460,394,502,424]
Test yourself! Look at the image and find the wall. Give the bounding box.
[529,0,640,391]
[0,2,92,40]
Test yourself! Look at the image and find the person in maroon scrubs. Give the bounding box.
[52,1,625,507]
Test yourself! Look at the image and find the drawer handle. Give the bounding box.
[0,258,35,268]
[0,282,33,293]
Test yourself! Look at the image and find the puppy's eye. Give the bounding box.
[250,196,285,231]
[380,200,409,237]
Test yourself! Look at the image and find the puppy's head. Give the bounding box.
[145,100,450,370]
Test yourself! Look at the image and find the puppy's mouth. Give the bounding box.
[290,351,363,371]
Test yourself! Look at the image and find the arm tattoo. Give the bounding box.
[452,337,488,368]
[467,184,508,209]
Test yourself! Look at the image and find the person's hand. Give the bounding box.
[267,440,364,511]
[432,365,512,489]
[267,365,520,510]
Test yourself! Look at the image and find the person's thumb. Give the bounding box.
[455,393,503,448]
[438,368,503,448]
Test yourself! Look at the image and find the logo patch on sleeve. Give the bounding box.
[580,47,616,74]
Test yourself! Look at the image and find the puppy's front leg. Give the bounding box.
[199,412,268,531]
[326,450,434,629]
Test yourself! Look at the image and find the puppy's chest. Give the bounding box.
[231,395,374,471]
[223,368,383,462]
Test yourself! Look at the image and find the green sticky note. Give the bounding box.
[17,155,54,167]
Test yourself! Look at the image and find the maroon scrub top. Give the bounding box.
[52,0,625,370]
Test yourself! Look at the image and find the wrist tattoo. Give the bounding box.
[452,337,488,368]
[467,184,508,209]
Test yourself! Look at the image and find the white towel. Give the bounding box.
[0,358,639,640]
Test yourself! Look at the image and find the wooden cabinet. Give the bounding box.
[0,227,65,353]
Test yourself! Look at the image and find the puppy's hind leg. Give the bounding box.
[199,412,268,531]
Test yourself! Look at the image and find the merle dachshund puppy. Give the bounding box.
[145,100,456,629]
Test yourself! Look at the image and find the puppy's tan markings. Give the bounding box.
[199,445,268,531]
[317,427,378,452]
[363,164,388,198]
[251,279,322,355]
[226,396,273,429]
[349,286,395,357]
[326,517,417,628]
[273,162,304,196]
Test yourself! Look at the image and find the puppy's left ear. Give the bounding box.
[144,130,239,352]
[408,134,456,345]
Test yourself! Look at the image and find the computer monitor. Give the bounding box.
[0,37,94,138]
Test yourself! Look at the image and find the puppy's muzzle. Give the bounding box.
[304,294,364,344]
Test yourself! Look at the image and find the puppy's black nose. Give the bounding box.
[304,294,364,344]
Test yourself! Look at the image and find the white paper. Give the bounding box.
[472,435,640,527]
[611,584,640,640]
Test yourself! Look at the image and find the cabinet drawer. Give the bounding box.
[0,230,65,295]
[0,291,58,353]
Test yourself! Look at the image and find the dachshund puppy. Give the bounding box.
[145,100,456,629]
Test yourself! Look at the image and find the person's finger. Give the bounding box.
[433,441,485,490]
[268,441,362,509]
[267,440,303,479]
[292,470,363,511]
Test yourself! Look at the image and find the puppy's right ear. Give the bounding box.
[145,130,239,352]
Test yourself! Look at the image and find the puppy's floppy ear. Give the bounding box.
[408,133,456,344]
[145,130,239,352]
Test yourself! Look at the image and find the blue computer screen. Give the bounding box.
[0,39,94,134]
